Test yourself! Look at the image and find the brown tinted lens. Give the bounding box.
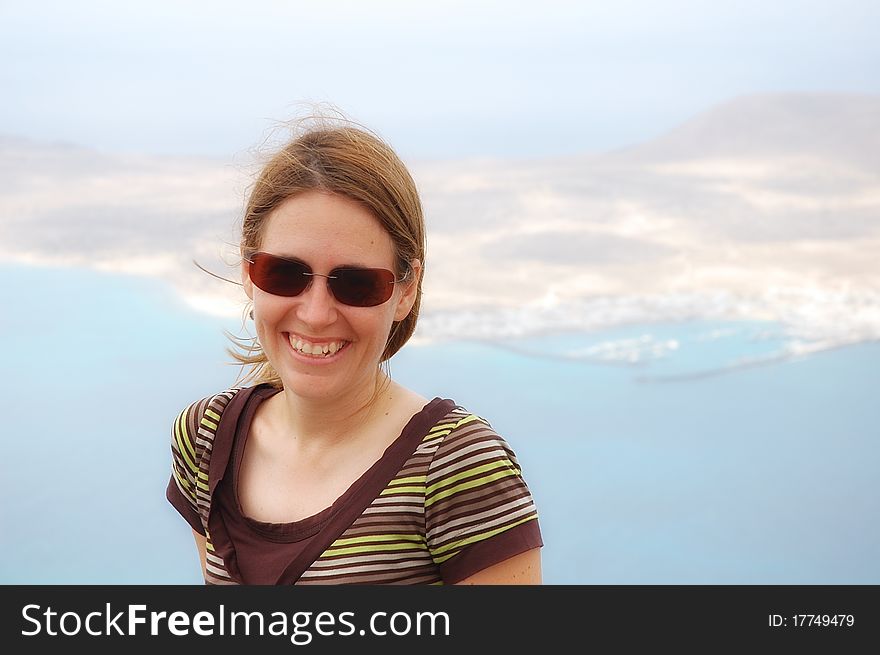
[329,268,396,307]
[249,253,311,297]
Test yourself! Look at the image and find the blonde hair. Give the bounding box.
[228,118,425,388]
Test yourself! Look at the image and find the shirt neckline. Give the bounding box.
[229,385,444,543]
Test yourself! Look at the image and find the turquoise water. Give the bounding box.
[2,265,878,583]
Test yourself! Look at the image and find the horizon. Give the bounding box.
[3,1,879,159]
[4,89,880,161]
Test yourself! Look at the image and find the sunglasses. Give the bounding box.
[246,251,408,307]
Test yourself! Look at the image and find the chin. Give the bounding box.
[277,372,338,399]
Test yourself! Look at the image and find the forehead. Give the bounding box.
[260,191,396,266]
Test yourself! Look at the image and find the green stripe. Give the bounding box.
[380,485,425,496]
[429,421,457,432]
[330,533,425,548]
[177,410,196,459]
[200,416,218,431]
[204,408,222,422]
[426,459,511,496]
[322,541,426,558]
[172,469,192,491]
[422,429,450,442]
[453,414,481,429]
[388,475,427,486]
[174,411,198,477]
[433,515,539,562]
[422,414,482,443]
[425,467,518,508]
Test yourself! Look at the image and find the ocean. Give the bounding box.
[2,264,878,584]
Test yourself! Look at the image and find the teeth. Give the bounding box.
[289,335,346,357]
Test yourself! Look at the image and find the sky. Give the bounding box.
[2,0,879,159]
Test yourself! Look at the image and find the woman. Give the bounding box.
[166,120,543,584]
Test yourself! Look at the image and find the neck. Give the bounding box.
[274,371,393,451]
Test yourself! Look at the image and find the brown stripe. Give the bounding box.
[299,570,440,585]
[426,476,531,526]
[429,488,535,537]
[426,453,514,499]
[430,505,538,551]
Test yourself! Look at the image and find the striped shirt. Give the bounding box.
[166,384,542,584]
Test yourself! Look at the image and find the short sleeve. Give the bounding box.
[165,396,212,535]
[425,413,542,583]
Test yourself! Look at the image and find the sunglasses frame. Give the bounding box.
[245,251,410,307]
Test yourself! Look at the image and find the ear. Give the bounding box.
[393,258,422,322]
[241,257,254,300]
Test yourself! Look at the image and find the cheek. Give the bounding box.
[351,308,397,347]
[377,308,400,344]
[252,296,288,336]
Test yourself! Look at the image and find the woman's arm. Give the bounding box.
[192,529,207,579]
[454,547,542,585]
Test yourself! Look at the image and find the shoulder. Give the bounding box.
[170,387,246,457]
[425,403,524,474]
[167,386,249,530]
[173,386,244,429]
[421,403,542,579]
[424,403,533,515]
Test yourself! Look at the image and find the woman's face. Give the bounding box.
[242,190,419,402]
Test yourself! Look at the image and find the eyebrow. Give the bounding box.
[269,252,381,270]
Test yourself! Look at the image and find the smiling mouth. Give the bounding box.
[286,333,350,358]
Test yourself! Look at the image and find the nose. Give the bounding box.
[294,274,338,328]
